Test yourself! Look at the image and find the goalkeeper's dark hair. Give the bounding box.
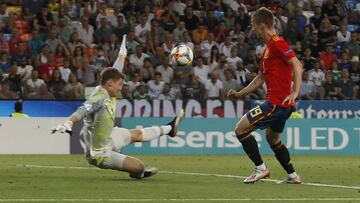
[101,68,126,85]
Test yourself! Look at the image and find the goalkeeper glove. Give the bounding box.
[51,120,73,135]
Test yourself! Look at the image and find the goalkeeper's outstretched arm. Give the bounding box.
[51,100,100,134]
[112,34,127,72]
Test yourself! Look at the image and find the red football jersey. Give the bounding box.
[259,35,296,108]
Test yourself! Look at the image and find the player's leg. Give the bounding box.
[267,123,301,184]
[113,109,184,146]
[235,104,272,183]
[88,151,158,179]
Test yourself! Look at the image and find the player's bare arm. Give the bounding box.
[282,57,303,105]
[228,72,265,98]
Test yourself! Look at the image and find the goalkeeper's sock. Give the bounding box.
[271,142,295,174]
[141,126,172,141]
[238,133,264,166]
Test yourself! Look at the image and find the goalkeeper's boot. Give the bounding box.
[243,166,270,184]
[277,174,302,184]
[129,167,159,179]
[167,109,184,137]
[143,167,159,178]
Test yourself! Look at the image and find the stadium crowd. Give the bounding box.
[0,0,359,102]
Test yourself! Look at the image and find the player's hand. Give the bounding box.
[51,120,73,135]
[227,89,239,98]
[282,91,298,105]
[119,35,127,58]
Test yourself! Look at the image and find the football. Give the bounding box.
[170,44,194,66]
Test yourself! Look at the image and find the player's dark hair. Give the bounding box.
[253,7,275,28]
[101,68,125,85]
[15,101,22,112]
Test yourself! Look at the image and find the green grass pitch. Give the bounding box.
[0,155,359,203]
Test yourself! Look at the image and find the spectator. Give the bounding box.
[321,72,339,100]
[0,52,10,73]
[35,6,53,30]
[7,62,21,93]
[158,83,176,100]
[172,21,187,42]
[35,44,51,67]
[193,56,210,85]
[308,61,325,99]
[39,54,57,82]
[300,71,316,100]
[57,17,72,44]
[192,23,208,44]
[17,57,33,82]
[139,57,155,83]
[213,21,229,43]
[338,52,352,71]
[0,81,18,99]
[135,14,151,44]
[113,15,129,41]
[129,45,149,70]
[205,72,223,100]
[234,7,250,32]
[274,7,288,35]
[322,0,339,25]
[11,42,32,65]
[133,82,151,100]
[319,44,337,70]
[64,73,84,99]
[71,46,85,72]
[350,56,360,85]
[235,34,250,61]
[48,69,66,99]
[182,31,194,50]
[67,32,86,55]
[24,69,45,98]
[318,18,336,47]
[173,0,186,16]
[150,47,165,68]
[222,68,239,95]
[203,10,218,31]
[337,24,351,43]
[219,35,234,58]
[330,60,342,83]
[309,30,323,58]
[224,8,235,30]
[149,19,166,45]
[338,69,357,99]
[126,71,141,92]
[29,84,55,100]
[58,57,72,82]
[283,18,303,46]
[208,45,220,73]
[121,84,133,101]
[0,30,9,54]
[77,16,94,45]
[227,46,243,70]
[302,48,317,71]
[181,7,199,31]
[147,72,164,99]
[200,33,217,60]
[28,30,44,54]
[234,60,250,88]
[77,57,98,86]
[156,57,174,83]
[95,18,113,44]
[310,6,324,30]
[345,32,360,57]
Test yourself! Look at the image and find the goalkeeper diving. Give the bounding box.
[52,35,184,179]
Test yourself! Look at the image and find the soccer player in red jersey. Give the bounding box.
[228,7,303,184]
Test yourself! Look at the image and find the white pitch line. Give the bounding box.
[1,198,360,202]
[16,164,360,190]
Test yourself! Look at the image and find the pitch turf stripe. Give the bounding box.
[1,198,360,202]
[16,164,360,190]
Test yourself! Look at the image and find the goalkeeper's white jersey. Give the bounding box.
[71,86,116,156]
